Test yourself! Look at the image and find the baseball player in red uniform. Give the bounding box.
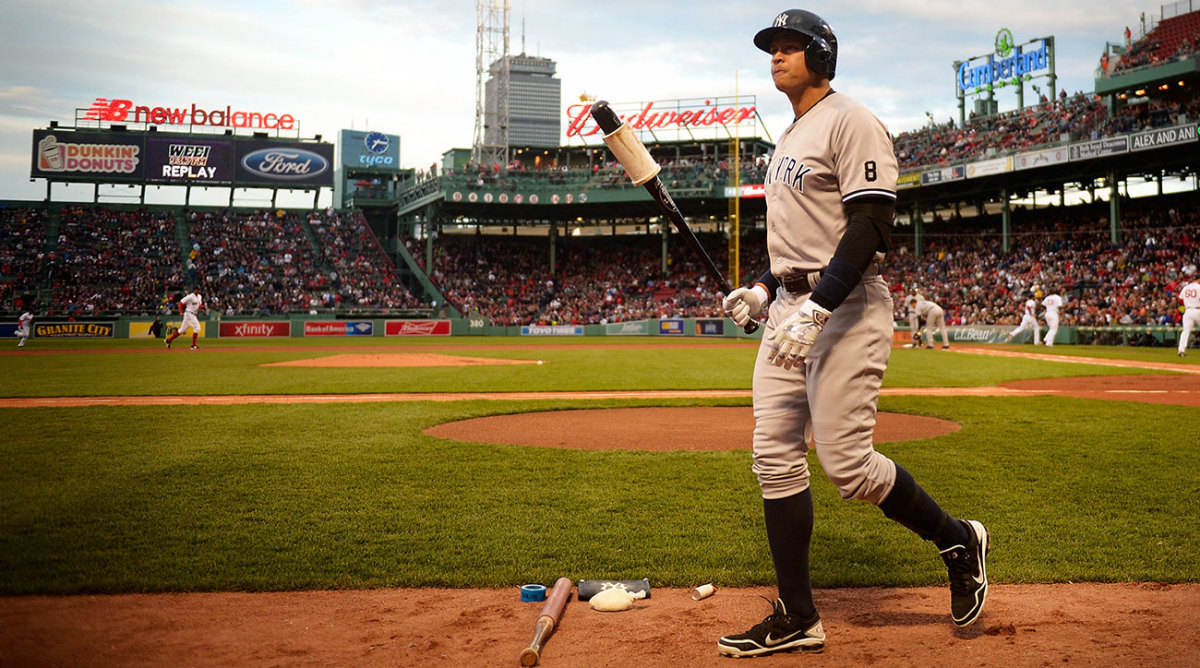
[166,287,204,350]
[1179,271,1200,357]
[719,10,988,657]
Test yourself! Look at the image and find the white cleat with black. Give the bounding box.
[940,519,990,627]
[718,598,824,658]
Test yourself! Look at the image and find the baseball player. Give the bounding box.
[1041,290,1063,346]
[166,287,204,350]
[906,293,950,349]
[1005,296,1041,344]
[719,10,988,658]
[1178,271,1200,357]
[16,309,32,348]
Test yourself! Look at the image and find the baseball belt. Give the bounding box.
[778,264,881,295]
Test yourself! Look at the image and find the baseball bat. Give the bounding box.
[519,577,573,667]
[589,100,759,334]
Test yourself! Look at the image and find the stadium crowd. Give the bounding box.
[889,194,1200,331]
[49,207,177,314]
[1,206,420,317]
[405,232,730,326]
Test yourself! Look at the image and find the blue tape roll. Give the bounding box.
[521,583,547,602]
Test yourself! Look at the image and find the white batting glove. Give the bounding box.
[768,300,831,370]
[722,285,769,327]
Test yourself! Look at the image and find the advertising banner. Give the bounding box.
[1069,136,1128,162]
[966,156,1012,179]
[1129,123,1199,152]
[520,325,584,336]
[920,165,965,186]
[605,320,650,336]
[385,320,451,336]
[0,323,19,338]
[339,130,401,170]
[896,172,922,190]
[235,140,334,187]
[145,136,235,183]
[219,321,292,337]
[1013,147,1069,171]
[34,322,115,338]
[304,321,373,336]
[31,130,144,181]
[658,319,685,336]
[695,319,725,336]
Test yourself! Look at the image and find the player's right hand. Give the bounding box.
[722,285,768,327]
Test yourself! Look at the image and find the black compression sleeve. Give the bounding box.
[808,196,895,311]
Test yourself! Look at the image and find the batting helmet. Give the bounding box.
[753,9,838,80]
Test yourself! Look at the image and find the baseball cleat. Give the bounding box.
[1180,352,1188,357]
[165,339,171,349]
[718,598,824,657]
[940,519,989,627]
[190,345,199,350]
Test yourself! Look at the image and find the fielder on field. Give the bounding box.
[1041,290,1064,347]
[166,287,205,350]
[719,9,989,658]
[16,309,32,348]
[906,292,950,349]
[1006,295,1041,344]
[1178,269,1200,357]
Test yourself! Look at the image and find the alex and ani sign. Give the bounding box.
[565,98,757,138]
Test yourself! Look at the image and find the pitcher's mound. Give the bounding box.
[425,406,959,450]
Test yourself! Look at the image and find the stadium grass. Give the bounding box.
[0,340,1196,594]
[0,338,1177,397]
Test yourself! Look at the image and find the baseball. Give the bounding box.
[536,360,544,365]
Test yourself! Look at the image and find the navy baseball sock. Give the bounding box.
[763,489,817,620]
[879,464,970,550]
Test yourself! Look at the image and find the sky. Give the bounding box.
[0,0,1157,206]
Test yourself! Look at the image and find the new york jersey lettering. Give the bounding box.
[766,155,813,192]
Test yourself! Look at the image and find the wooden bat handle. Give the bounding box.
[519,577,573,666]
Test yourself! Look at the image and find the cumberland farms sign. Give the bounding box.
[83,97,298,130]
[565,97,757,138]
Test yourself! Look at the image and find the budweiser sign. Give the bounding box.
[565,99,757,137]
[83,97,298,130]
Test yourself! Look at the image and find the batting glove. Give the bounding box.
[722,285,768,327]
[768,300,831,370]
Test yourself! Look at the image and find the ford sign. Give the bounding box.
[241,147,330,180]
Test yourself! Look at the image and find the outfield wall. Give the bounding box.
[5,315,1192,348]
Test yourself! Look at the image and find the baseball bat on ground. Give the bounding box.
[589,100,759,335]
[519,576,573,667]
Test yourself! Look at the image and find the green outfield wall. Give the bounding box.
[9,314,1194,348]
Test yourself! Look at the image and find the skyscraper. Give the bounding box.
[485,54,561,150]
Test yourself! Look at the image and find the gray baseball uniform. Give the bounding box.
[907,294,949,348]
[754,91,898,503]
[719,13,988,656]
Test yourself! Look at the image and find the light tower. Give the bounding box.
[473,0,511,168]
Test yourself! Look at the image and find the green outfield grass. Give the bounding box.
[0,338,1196,594]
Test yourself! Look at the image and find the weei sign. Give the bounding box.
[145,136,235,183]
[339,130,400,170]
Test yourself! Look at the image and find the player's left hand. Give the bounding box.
[768,300,830,370]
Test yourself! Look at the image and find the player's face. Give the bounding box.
[767,33,816,95]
